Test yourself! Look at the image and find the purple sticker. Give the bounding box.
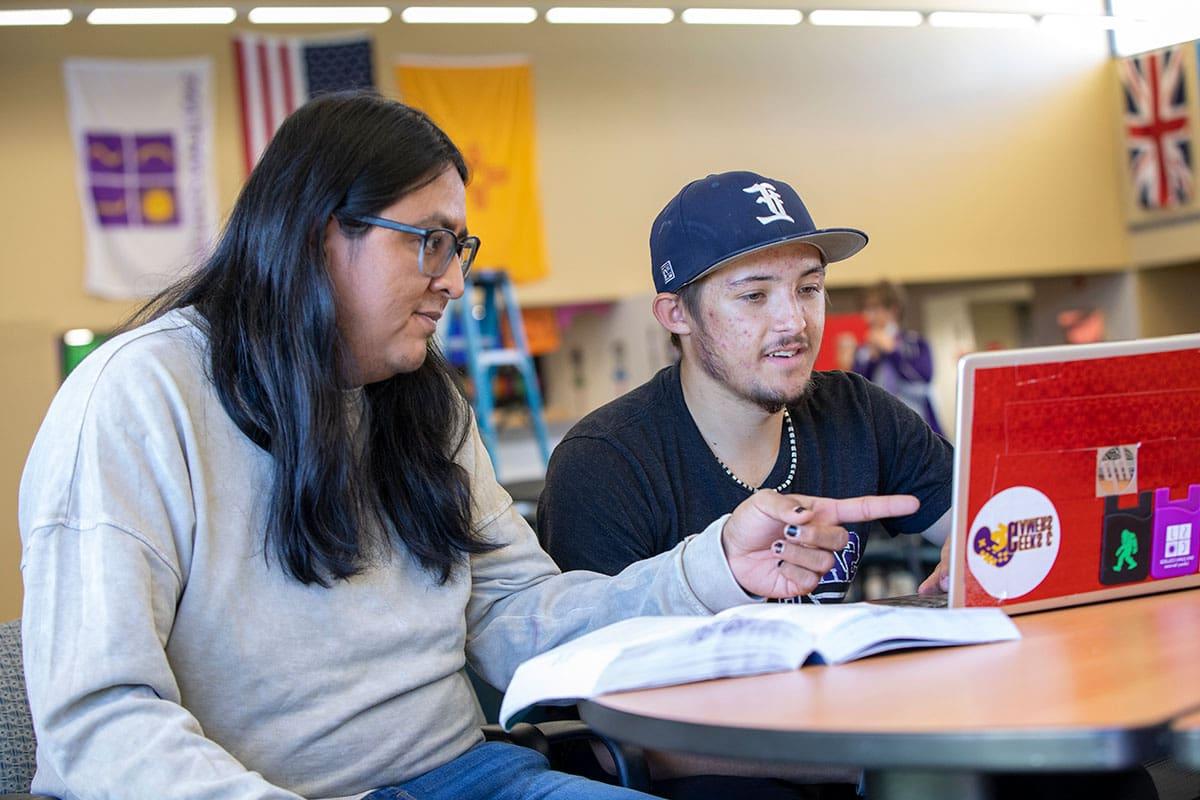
[138,186,178,226]
[86,133,124,174]
[91,186,128,226]
[135,134,175,175]
[1150,486,1200,579]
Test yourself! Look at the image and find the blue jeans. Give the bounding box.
[364,741,658,800]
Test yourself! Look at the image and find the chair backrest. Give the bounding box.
[0,618,37,794]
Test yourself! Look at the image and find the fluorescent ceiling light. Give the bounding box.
[928,11,1035,29]
[402,6,537,22]
[681,8,801,25]
[248,6,392,23]
[0,8,72,25]
[1039,14,1120,30]
[1111,0,1199,24]
[808,9,921,27]
[545,7,674,24]
[1110,0,1200,55]
[87,7,237,24]
[1112,21,1200,55]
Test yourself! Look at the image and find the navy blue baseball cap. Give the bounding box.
[650,170,868,293]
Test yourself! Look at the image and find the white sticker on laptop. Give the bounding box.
[1096,443,1138,497]
[967,486,1061,601]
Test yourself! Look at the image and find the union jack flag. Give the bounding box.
[1119,45,1194,210]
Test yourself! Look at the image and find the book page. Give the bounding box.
[812,605,1020,664]
[714,601,879,634]
[594,612,816,695]
[499,616,708,728]
[499,612,815,728]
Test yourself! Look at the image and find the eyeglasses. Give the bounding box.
[350,215,480,278]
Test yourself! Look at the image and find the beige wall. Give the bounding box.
[0,6,1159,620]
[1129,218,1200,270]
[524,21,1137,302]
[1137,262,1200,338]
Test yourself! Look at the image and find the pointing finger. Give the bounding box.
[749,488,819,526]
[789,494,920,524]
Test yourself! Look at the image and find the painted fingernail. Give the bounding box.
[785,525,801,538]
[776,559,784,568]
[772,541,785,554]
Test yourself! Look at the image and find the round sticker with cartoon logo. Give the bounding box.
[967,486,1061,600]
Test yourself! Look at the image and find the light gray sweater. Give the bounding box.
[18,310,750,800]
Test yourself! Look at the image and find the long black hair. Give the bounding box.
[133,92,491,586]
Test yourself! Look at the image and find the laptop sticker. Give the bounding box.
[1150,485,1200,580]
[1100,492,1153,585]
[967,486,1061,601]
[1096,444,1138,497]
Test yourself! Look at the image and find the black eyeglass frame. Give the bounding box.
[350,214,480,278]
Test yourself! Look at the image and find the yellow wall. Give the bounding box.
[0,12,1151,620]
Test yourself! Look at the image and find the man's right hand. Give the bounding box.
[721,490,920,599]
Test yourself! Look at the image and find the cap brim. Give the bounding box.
[685,227,869,288]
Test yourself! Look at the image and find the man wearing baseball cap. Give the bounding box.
[538,172,1165,800]
[540,170,952,606]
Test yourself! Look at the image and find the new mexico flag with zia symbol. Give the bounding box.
[396,56,548,283]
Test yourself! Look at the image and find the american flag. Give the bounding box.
[1119,45,1193,210]
[232,33,375,173]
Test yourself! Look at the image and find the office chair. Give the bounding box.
[0,619,648,798]
[0,620,41,800]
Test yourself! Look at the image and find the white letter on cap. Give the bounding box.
[743,182,794,225]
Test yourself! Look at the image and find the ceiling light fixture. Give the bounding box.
[401,6,537,22]
[1039,13,1121,30]
[681,8,801,25]
[247,6,392,24]
[545,7,674,24]
[927,11,1036,29]
[87,7,237,24]
[807,9,922,27]
[0,8,72,25]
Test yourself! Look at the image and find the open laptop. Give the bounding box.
[880,333,1200,615]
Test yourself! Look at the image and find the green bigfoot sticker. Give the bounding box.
[1112,529,1139,572]
[1101,493,1151,585]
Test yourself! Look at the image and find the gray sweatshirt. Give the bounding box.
[18,309,750,800]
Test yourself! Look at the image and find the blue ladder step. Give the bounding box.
[477,349,526,368]
[449,270,551,474]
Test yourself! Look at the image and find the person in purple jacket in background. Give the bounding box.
[851,280,943,436]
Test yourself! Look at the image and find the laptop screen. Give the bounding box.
[949,334,1200,614]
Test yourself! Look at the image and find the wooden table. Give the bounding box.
[1173,710,1200,771]
[579,589,1200,800]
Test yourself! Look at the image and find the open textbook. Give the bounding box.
[499,602,1019,728]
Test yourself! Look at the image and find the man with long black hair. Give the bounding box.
[18,94,918,800]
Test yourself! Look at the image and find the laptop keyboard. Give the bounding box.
[869,593,950,608]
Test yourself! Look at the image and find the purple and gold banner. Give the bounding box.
[86,133,179,228]
[65,59,218,298]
